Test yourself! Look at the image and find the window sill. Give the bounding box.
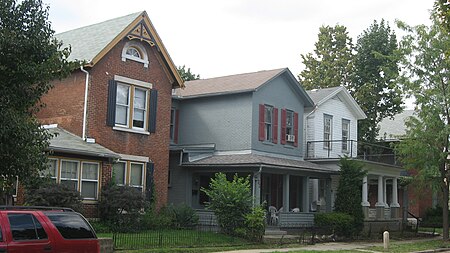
[82,199,98,204]
[113,126,150,135]
[283,145,295,149]
[261,141,275,146]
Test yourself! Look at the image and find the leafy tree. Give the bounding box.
[351,20,403,143]
[299,25,354,90]
[396,8,450,240]
[201,173,253,235]
[177,65,200,81]
[334,157,366,236]
[0,0,75,204]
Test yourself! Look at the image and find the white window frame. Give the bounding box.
[264,105,273,142]
[129,162,145,191]
[114,80,150,132]
[80,162,100,200]
[286,110,294,143]
[41,158,58,181]
[323,114,333,150]
[113,161,127,186]
[115,83,131,128]
[121,41,149,67]
[342,119,350,153]
[132,87,148,130]
[60,160,80,191]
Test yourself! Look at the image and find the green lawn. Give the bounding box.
[368,239,450,252]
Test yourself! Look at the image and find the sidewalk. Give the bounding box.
[213,237,443,253]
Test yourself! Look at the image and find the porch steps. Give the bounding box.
[264,227,287,236]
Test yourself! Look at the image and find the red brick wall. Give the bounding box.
[37,38,173,210]
[37,71,86,136]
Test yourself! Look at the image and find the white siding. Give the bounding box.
[304,94,358,158]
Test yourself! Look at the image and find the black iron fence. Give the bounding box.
[306,140,400,166]
[112,225,250,250]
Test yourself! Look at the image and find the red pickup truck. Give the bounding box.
[0,206,99,253]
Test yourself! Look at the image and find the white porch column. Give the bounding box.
[375,175,385,220]
[312,179,319,211]
[283,174,290,211]
[384,178,389,208]
[391,177,399,207]
[376,176,384,207]
[252,171,262,207]
[362,176,370,207]
[391,177,400,218]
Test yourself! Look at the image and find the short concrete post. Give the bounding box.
[383,231,389,250]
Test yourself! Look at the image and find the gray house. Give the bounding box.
[168,68,337,226]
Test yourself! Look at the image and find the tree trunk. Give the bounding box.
[443,180,449,241]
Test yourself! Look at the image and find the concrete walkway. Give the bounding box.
[213,237,444,253]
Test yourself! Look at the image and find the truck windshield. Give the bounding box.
[45,213,96,239]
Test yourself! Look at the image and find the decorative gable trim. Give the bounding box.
[88,11,183,88]
[126,20,157,47]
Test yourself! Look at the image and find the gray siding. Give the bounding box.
[252,74,306,157]
[177,93,253,151]
[167,152,191,205]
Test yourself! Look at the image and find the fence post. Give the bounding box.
[158,230,162,248]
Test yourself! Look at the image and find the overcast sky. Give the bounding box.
[43,0,433,80]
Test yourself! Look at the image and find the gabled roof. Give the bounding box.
[174,68,314,107]
[47,126,120,159]
[306,86,366,120]
[55,11,183,88]
[378,110,415,141]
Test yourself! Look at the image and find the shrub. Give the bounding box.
[314,212,354,237]
[142,205,173,229]
[25,183,83,212]
[98,184,145,231]
[201,173,252,235]
[422,205,448,227]
[334,157,366,236]
[171,204,199,228]
[242,206,266,241]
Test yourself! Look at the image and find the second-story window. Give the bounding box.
[107,76,158,134]
[264,105,273,141]
[286,110,294,143]
[323,114,333,150]
[116,83,148,130]
[342,119,350,153]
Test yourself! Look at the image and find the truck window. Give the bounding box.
[45,213,96,239]
[8,213,48,241]
[0,225,2,242]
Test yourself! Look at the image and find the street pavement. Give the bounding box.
[213,237,445,253]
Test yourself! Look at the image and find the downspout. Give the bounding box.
[80,66,89,141]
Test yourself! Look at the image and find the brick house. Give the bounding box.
[36,11,183,216]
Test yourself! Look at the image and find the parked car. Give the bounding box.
[0,206,99,253]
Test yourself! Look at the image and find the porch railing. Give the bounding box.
[306,140,400,166]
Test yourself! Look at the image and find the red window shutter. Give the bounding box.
[258,104,265,141]
[294,112,299,147]
[174,109,180,144]
[272,108,278,144]
[281,109,287,145]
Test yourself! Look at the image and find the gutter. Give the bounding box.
[80,66,89,141]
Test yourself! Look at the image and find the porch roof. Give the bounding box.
[182,154,338,174]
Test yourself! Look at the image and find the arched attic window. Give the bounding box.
[121,40,149,68]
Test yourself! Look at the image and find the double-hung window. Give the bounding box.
[342,119,350,153]
[41,159,58,180]
[60,160,79,191]
[264,105,273,141]
[170,108,176,142]
[112,161,145,191]
[115,83,148,130]
[323,114,333,150]
[286,110,294,143]
[81,162,99,200]
[130,163,144,191]
[113,162,126,185]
